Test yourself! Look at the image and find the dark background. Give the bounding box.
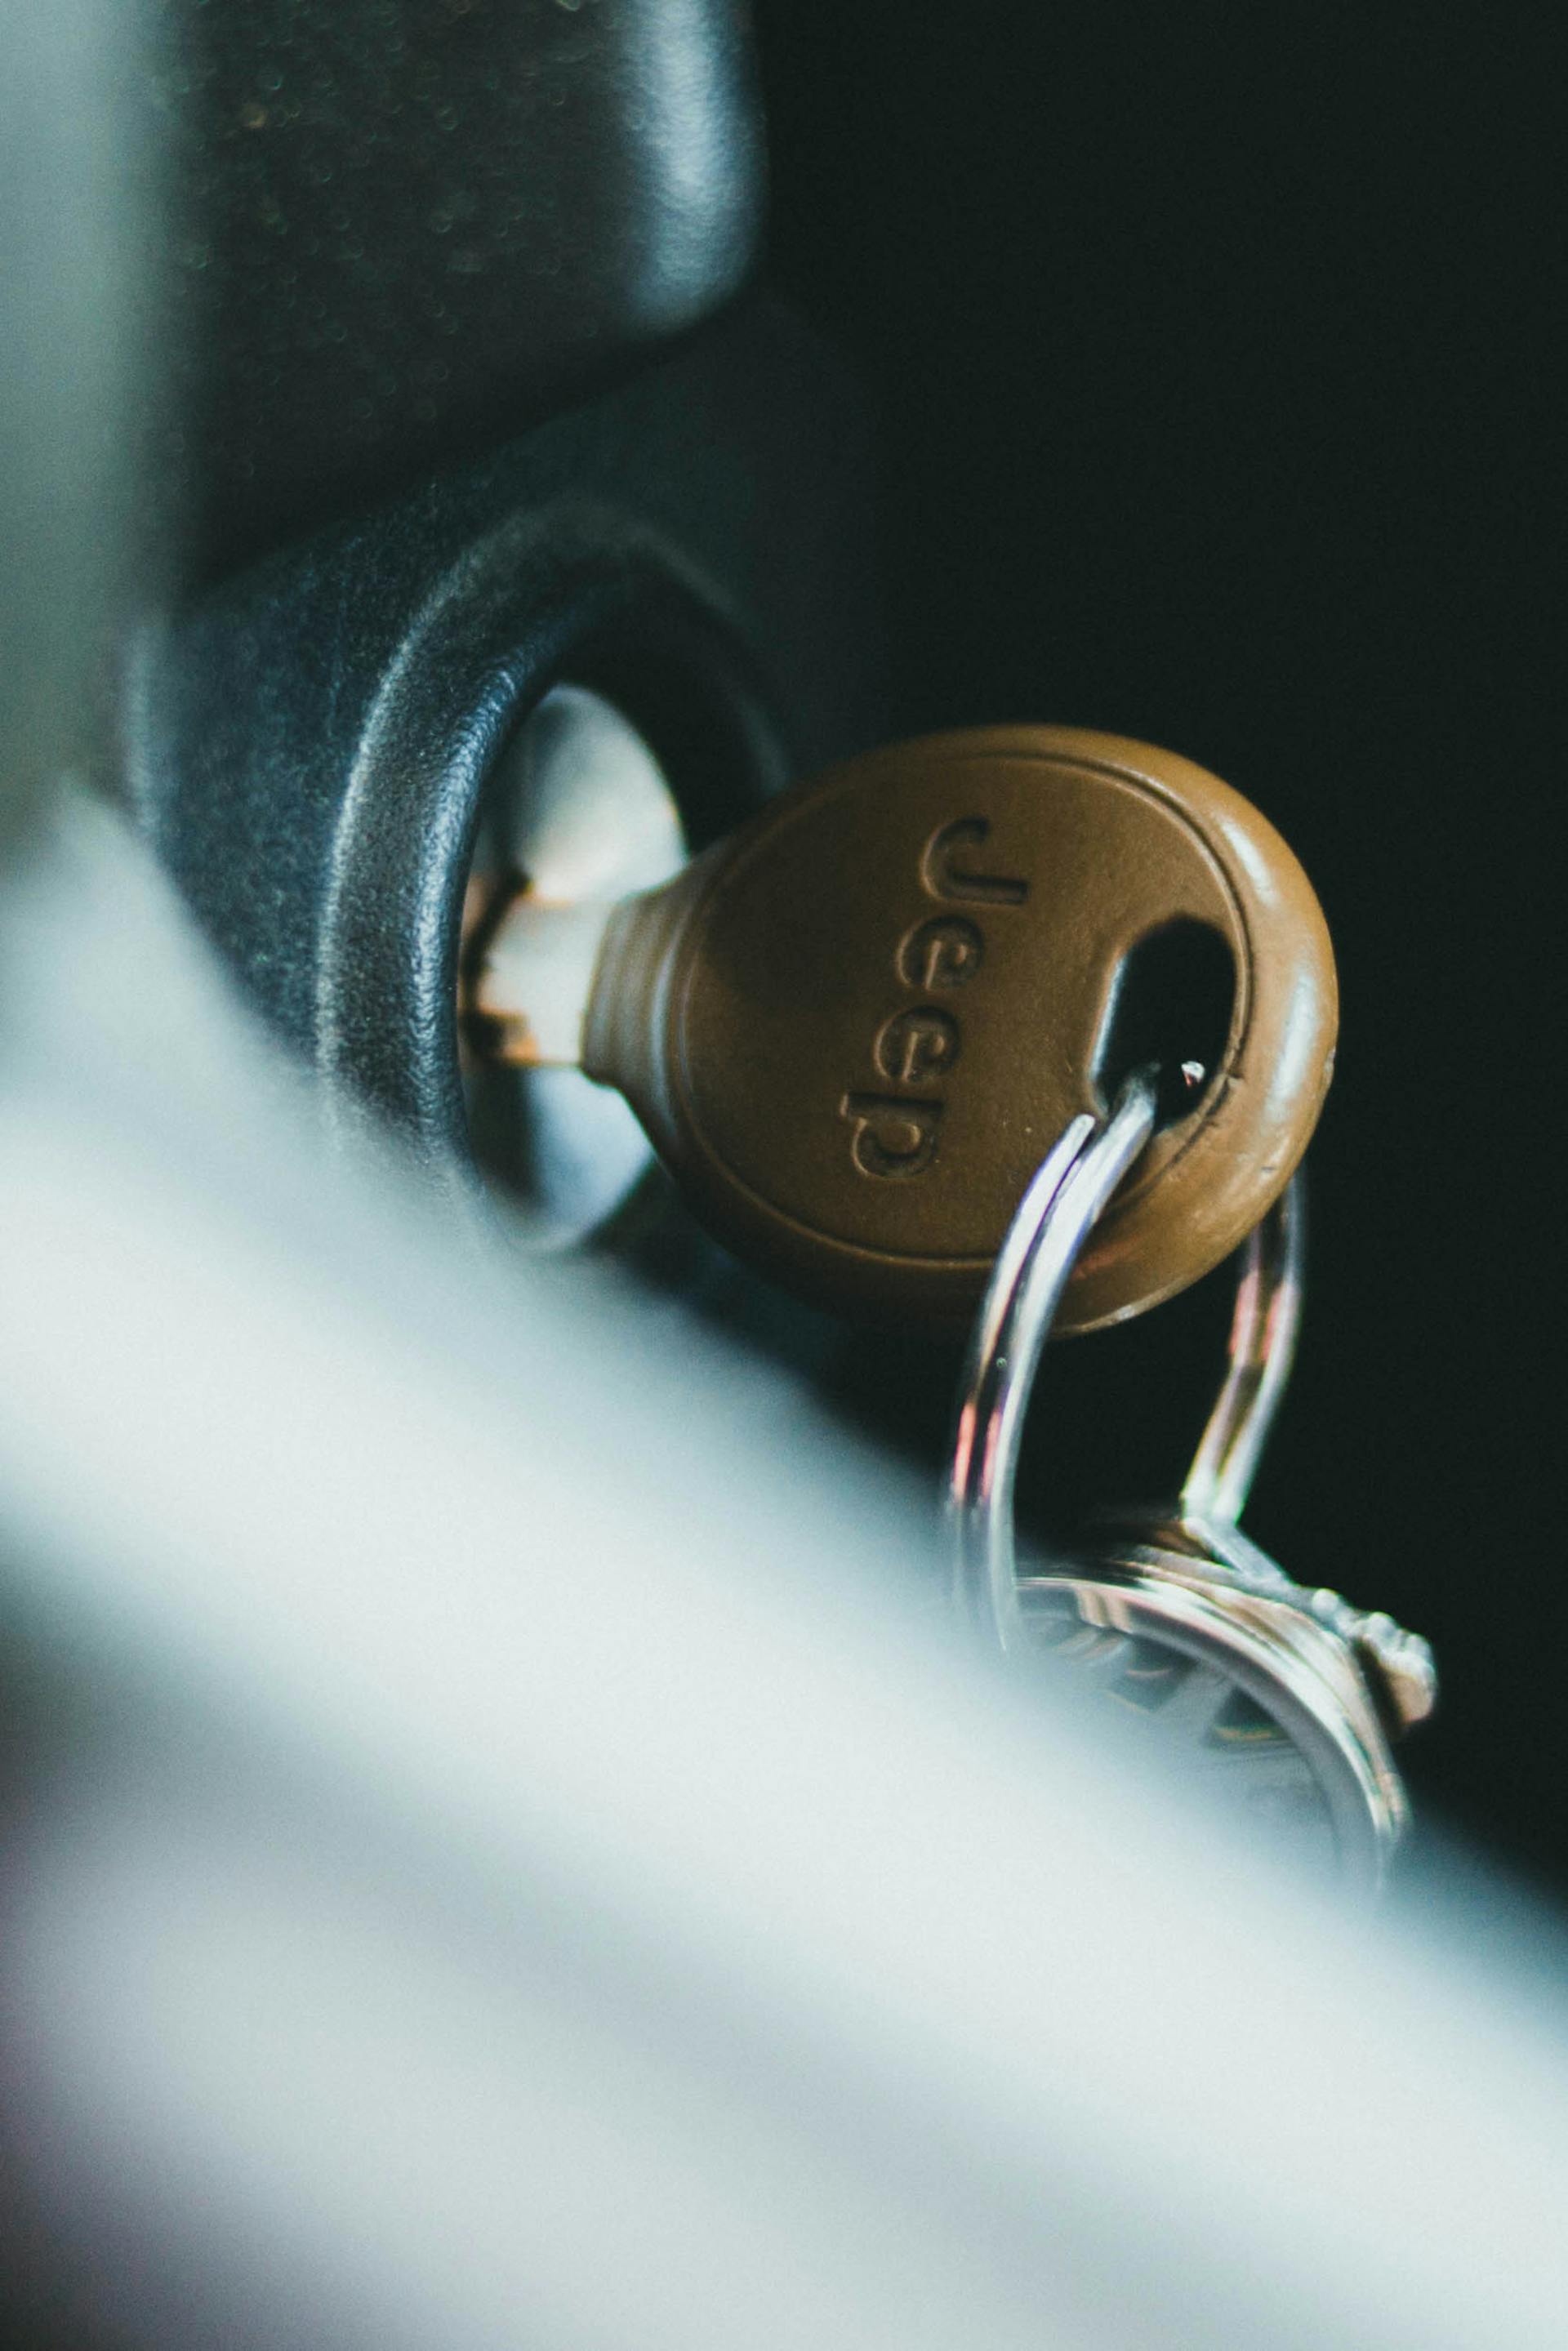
[753,2,1564,1889]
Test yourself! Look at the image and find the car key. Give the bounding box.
[464,724,1337,1329]
[468,715,1431,1883]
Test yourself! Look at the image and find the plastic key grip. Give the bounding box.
[582,726,1337,1331]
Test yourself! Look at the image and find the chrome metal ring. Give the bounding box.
[948,1068,1304,1654]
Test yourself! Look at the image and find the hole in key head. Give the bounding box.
[1093,918,1236,1125]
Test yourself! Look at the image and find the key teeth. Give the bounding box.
[1353,1614,1439,1734]
[1301,1590,1437,1736]
[1102,1537,1438,1743]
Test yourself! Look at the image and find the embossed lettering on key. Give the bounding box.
[922,817,1030,906]
[515,727,1339,1329]
[875,1007,960,1087]
[898,916,983,990]
[840,1095,943,1179]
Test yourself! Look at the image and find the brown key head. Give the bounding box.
[583,725,1337,1330]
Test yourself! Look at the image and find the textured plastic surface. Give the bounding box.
[150,0,765,572]
[134,300,886,1199]
[583,727,1338,1329]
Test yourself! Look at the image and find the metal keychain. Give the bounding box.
[947,1067,1436,1890]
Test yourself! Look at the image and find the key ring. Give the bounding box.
[946,1071,1434,1888]
[949,1066,1304,1649]
[949,1066,1161,1649]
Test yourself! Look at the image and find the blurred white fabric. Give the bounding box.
[2,793,1567,2351]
